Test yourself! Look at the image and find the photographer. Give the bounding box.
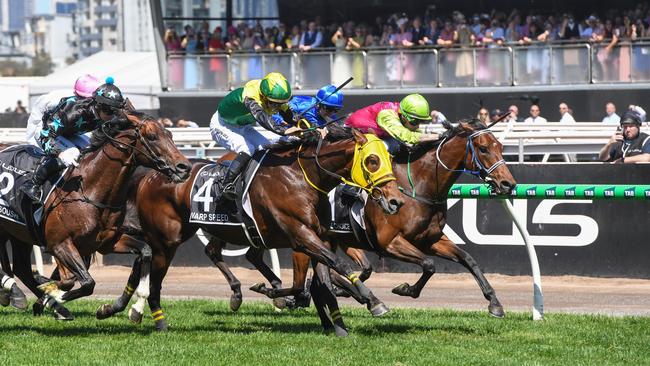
[599,108,650,163]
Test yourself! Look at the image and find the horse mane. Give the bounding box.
[84,110,156,153]
[266,124,354,153]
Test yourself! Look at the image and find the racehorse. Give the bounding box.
[96,126,404,333]
[0,111,191,316]
[204,119,517,327]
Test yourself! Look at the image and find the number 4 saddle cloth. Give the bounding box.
[0,145,66,227]
[189,150,267,248]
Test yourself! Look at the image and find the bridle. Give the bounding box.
[436,128,505,180]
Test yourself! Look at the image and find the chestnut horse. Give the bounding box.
[205,119,517,327]
[97,127,404,333]
[0,112,191,316]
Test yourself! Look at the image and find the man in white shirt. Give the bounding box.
[524,104,547,123]
[558,102,576,123]
[602,102,620,124]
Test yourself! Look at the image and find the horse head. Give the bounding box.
[91,112,191,183]
[440,119,516,195]
[349,129,403,214]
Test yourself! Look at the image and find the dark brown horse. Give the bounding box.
[206,119,517,327]
[96,127,404,332]
[0,112,191,315]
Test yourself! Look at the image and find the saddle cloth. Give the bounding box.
[189,150,267,248]
[328,184,376,250]
[0,145,64,226]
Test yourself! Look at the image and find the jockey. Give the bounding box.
[21,77,127,202]
[345,93,440,153]
[210,72,298,200]
[26,74,102,146]
[272,84,344,128]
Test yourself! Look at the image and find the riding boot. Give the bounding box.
[220,152,252,201]
[21,157,65,203]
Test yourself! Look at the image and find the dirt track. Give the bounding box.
[27,264,650,317]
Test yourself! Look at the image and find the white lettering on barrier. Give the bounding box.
[443,199,599,247]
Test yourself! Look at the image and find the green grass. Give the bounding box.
[1,300,649,366]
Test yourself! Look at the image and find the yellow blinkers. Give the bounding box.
[345,134,396,190]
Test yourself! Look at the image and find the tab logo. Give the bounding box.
[544,187,556,197]
[584,187,595,197]
[604,187,615,198]
[645,189,650,198]
[526,186,537,197]
[451,188,461,196]
[470,187,481,196]
[624,188,635,198]
[564,187,576,197]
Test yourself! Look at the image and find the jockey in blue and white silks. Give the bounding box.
[272,84,344,129]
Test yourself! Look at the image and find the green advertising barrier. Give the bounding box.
[448,184,650,200]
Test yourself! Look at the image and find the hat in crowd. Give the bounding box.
[490,108,502,118]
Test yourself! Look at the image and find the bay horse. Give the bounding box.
[0,111,191,316]
[204,119,517,327]
[96,127,404,332]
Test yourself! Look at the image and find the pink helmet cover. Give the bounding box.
[74,74,101,98]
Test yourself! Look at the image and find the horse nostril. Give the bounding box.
[389,199,401,208]
[176,162,191,173]
[500,180,514,191]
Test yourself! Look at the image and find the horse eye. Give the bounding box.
[479,146,488,154]
[146,133,158,141]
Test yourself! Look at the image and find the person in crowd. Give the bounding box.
[602,102,620,124]
[14,100,27,114]
[26,74,102,147]
[559,102,576,123]
[208,26,225,52]
[181,25,203,54]
[331,26,347,50]
[176,118,200,128]
[209,72,297,201]
[505,105,522,122]
[599,108,650,163]
[21,78,127,201]
[421,19,440,45]
[346,94,441,153]
[390,17,413,47]
[490,109,503,123]
[409,17,427,45]
[524,104,548,123]
[159,117,174,128]
[164,27,182,52]
[299,21,323,51]
[477,107,489,125]
[437,21,457,47]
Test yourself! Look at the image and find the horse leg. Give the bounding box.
[345,247,373,281]
[330,246,372,299]
[292,228,388,316]
[428,235,504,318]
[96,257,141,320]
[312,260,348,337]
[382,236,436,299]
[10,242,73,320]
[147,250,174,331]
[245,246,288,309]
[204,238,242,311]
[309,261,333,332]
[40,240,95,304]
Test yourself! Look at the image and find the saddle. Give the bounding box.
[189,150,267,248]
[0,145,67,247]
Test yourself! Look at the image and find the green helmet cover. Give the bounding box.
[260,72,292,103]
[399,94,432,122]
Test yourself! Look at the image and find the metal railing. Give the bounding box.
[165,42,650,90]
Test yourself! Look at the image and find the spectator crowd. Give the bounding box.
[165,4,650,54]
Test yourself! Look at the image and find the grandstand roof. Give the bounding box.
[28,51,161,110]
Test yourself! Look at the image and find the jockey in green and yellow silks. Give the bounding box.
[209,72,298,200]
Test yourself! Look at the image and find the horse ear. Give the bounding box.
[352,128,368,144]
[442,119,459,131]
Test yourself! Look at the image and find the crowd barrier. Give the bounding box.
[166,42,650,90]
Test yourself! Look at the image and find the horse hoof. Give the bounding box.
[0,290,9,307]
[391,283,412,297]
[229,294,242,312]
[155,318,168,332]
[334,325,349,337]
[96,304,114,320]
[369,302,390,317]
[53,306,74,321]
[33,300,45,316]
[273,297,287,310]
[488,303,505,318]
[128,308,143,324]
[249,282,267,294]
